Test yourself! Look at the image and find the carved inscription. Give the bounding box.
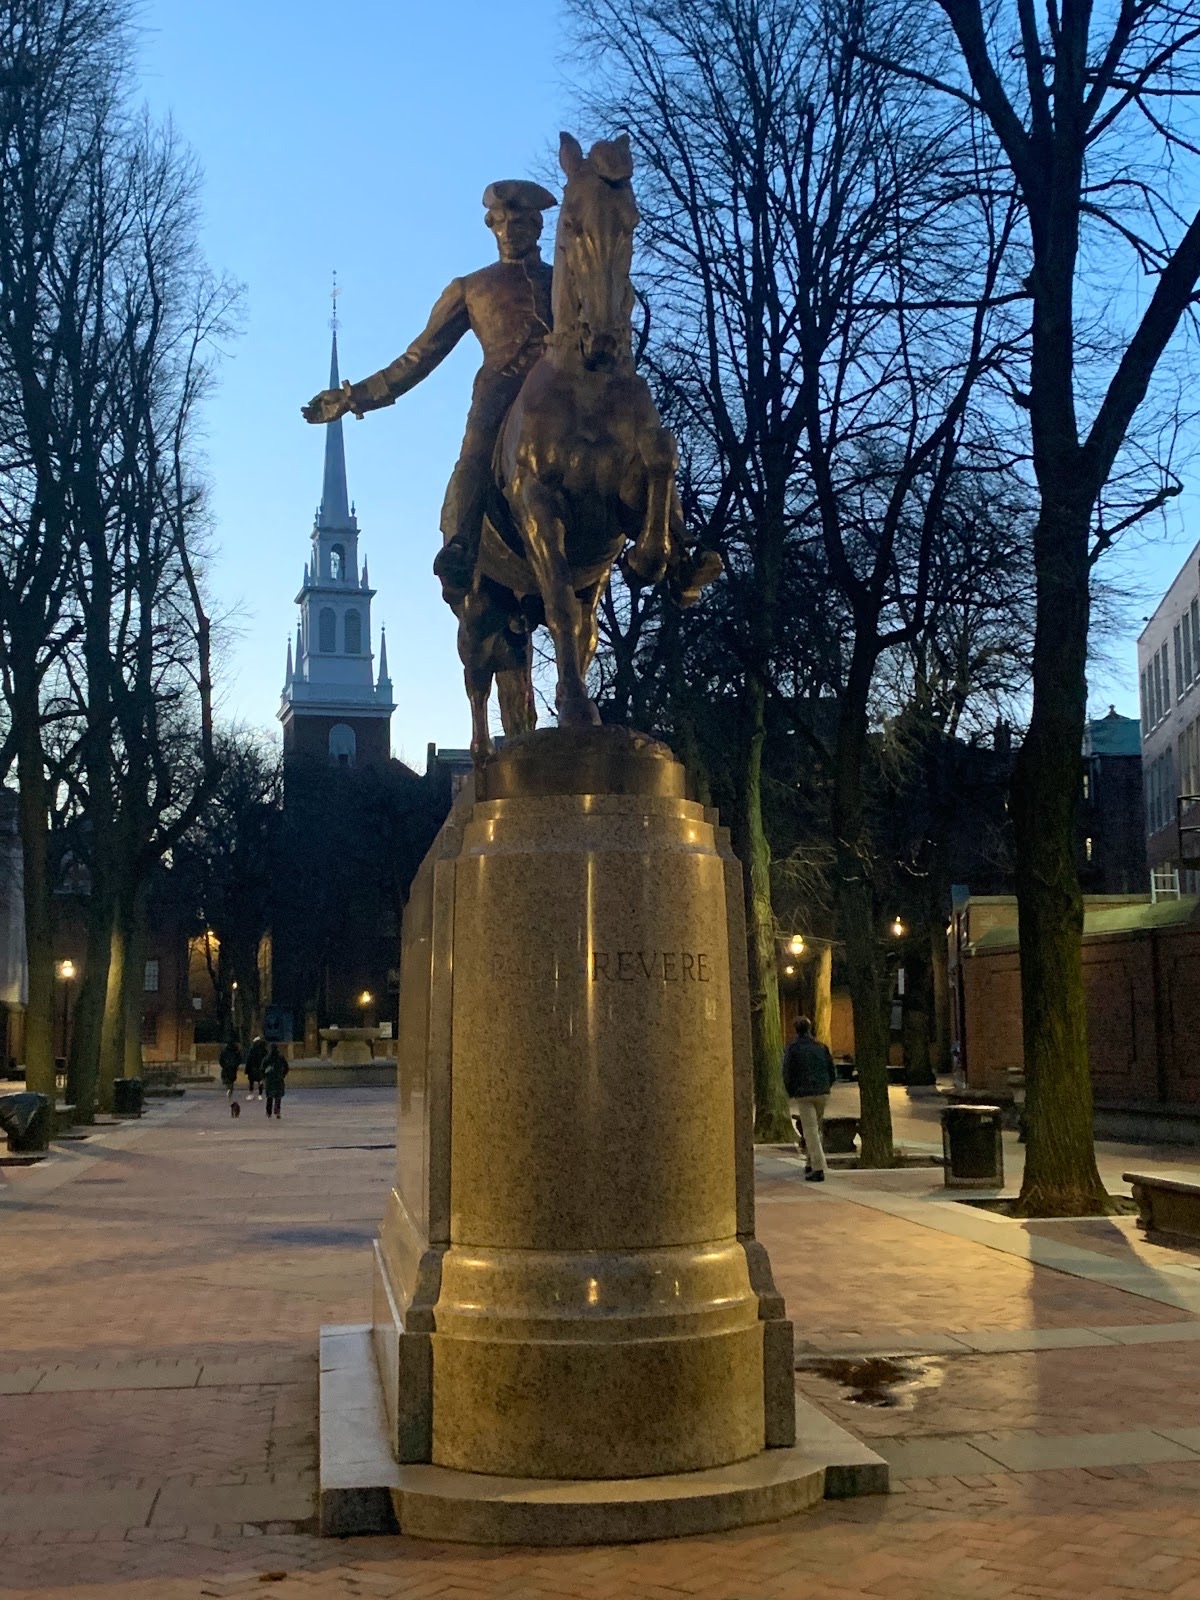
[591,951,711,983]
[486,950,716,985]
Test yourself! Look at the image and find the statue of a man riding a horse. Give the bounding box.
[302,132,720,763]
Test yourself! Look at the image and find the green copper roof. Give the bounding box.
[1084,708,1142,757]
[970,896,1200,952]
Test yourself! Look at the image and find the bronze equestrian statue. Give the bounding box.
[303,132,719,762]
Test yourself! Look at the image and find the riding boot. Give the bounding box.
[433,534,475,606]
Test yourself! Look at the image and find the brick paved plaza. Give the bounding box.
[5,1085,1200,1598]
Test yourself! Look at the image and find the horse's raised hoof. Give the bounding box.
[625,540,669,586]
[670,547,724,607]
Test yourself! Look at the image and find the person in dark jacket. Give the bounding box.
[262,1044,289,1120]
[245,1036,267,1101]
[782,1016,836,1182]
[218,1037,241,1100]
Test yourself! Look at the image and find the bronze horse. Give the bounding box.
[455,132,716,762]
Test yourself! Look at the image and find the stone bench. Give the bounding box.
[1124,1172,1200,1242]
[792,1113,858,1160]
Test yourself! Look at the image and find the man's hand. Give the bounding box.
[301,382,356,424]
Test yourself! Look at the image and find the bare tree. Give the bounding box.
[568,0,1018,1157]
[0,0,134,1099]
[0,0,235,1114]
[872,0,1200,1213]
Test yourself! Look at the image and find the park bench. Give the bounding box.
[1124,1172,1200,1242]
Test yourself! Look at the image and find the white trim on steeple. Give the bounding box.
[280,296,396,728]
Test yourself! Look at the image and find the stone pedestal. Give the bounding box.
[364,727,806,1538]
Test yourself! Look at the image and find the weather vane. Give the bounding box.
[330,269,341,335]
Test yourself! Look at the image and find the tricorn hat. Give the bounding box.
[482,179,557,213]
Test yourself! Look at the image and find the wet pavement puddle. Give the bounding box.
[797,1355,948,1408]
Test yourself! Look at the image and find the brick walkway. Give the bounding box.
[4,1087,1200,1597]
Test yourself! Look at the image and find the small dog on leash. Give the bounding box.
[230,1100,241,1119]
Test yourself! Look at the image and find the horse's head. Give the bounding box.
[554,132,639,371]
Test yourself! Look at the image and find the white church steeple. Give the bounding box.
[278,286,395,766]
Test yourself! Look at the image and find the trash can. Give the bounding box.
[111,1077,144,1118]
[0,1091,52,1152]
[941,1103,1004,1188]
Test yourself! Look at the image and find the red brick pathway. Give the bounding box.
[3,1087,1200,1598]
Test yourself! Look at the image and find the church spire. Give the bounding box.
[377,626,391,692]
[318,276,352,530]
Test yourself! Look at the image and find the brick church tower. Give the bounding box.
[279,311,394,766]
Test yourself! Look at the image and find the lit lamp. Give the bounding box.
[359,991,373,1009]
[784,964,795,976]
[56,959,76,1062]
[787,934,805,956]
[891,916,905,939]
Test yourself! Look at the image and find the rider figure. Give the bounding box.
[302,180,556,607]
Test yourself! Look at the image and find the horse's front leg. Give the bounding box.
[457,586,496,767]
[514,475,599,728]
[575,578,607,682]
[625,425,677,585]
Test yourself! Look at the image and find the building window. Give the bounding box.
[1176,624,1185,701]
[328,723,356,768]
[1085,837,1094,863]
[140,1010,158,1047]
[1185,615,1195,691]
[1082,770,1091,802]
[1192,598,1200,686]
[143,959,159,994]
[344,608,362,654]
[330,543,345,581]
[1140,669,1150,731]
[319,607,336,653]
[1154,652,1164,725]
[1164,642,1173,711]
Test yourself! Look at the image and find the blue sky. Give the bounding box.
[136,2,1193,757]
[137,0,570,765]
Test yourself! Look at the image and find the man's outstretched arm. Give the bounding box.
[303,278,470,423]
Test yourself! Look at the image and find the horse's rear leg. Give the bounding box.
[496,663,535,736]
[515,477,599,728]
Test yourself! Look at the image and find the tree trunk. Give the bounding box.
[121,887,148,1081]
[831,653,893,1165]
[97,887,134,1113]
[837,864,893,1164]
[813,942,833,1049]
[931,930,950,1075]
[67,875,116,1122]
[1010,502,1108,1216]
[12,665,55,1102]
[734,678,792,1141]
[902,939,935,1086]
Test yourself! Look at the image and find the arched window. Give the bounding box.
[344,609,362,654]
[318,608,336,653]
[330,543,345,581]
[328,724,357,768]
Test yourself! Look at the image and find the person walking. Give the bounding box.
[245,1036,267,1101]
[218,1036,242,1101]
[262,1043,289,1121]
[782,1016,837,1182]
